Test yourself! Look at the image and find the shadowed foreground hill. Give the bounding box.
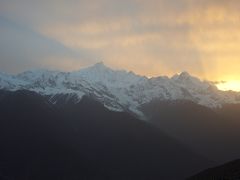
[188,159,240,179]
[0,90,210,180]
[142,100,240,164]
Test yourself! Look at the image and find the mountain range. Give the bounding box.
[1,62,240,118]
[1,62,240,179]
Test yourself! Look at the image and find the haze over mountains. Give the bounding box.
[1,62,240,179]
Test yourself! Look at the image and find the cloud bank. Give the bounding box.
[0,0,240,81]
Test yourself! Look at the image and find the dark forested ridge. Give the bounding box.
[0,90,210,180]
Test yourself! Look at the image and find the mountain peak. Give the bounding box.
[94,61,105,66]
[172,71,192,80]
[179,71,191,77]
[92,61,107,69]
[80,61,113,73]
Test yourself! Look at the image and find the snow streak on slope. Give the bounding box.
[0,62,240,117]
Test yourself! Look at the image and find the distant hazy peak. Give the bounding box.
[93,61,105,67]
[83,61,110,70]
[172,71,191,79]
[179,71,191,78]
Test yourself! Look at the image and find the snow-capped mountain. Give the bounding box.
[0,62,240,118]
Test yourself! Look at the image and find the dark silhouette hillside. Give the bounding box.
[142,100,240,164]
[188,159,240,180]
[0,90,210,180]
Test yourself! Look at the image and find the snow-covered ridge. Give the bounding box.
[0,62,240,117]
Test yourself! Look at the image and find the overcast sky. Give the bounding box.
[0,0,240,81]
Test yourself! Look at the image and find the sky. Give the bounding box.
[0,0,240,90]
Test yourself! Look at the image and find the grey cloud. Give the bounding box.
[0,16,96,73]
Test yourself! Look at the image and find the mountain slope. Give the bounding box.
[0,62,240,117]
[188,159,240,180]
[0,90,211,180]
[141,99,240,164]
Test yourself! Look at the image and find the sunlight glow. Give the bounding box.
[216,80,240,92]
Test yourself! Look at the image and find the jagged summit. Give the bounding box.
[179,71,191,78]
[0,63,240,117]
[93,61,105,67]
[85,61,109,70]
[71,62,110,75]
[172,71,192,80]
